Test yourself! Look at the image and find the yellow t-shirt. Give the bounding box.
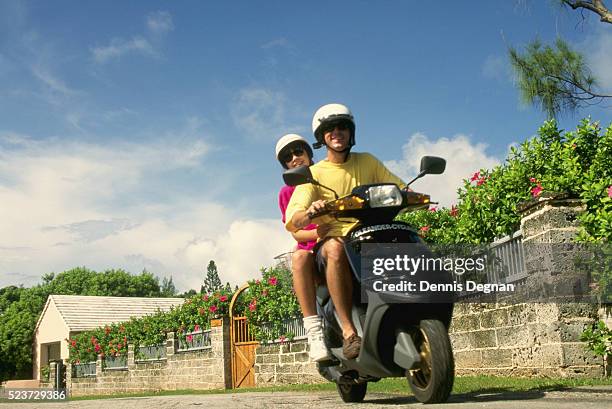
[285,152,405,238]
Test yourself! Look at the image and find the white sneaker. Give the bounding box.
[307,327,332,362]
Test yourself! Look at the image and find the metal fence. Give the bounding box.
[486,231,527,285]
[176,329,212,352]
[135,344,167,361]
[104,355,127,370]
[72,362,96,378]
[260,317,307,342]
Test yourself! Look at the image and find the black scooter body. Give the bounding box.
[316,221,454,382]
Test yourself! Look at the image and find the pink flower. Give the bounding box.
[470,172,480,182]
[279,335,287,344]
[209,305,218,313]
[607,185,612,198]
[476,177,486,186]
[429,207,437,212]
[529,177,538,183]
[94,344,101,353]
[249,300,257,312]
[194,324,200,332]
[255,279,261,285]
[420,225,430,233]
[219,295,228,302]
[262,289,268,297]
[531,184,543,197]
[202,294,209,301]
[70,339,77,347]
[449,205,459,217]
[186,334,193,343]
[268,277,278,286]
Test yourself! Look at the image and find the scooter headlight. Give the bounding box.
[367,185,403,208]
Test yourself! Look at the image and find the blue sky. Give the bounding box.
[1,0,610,290]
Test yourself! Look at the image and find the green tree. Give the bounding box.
[160,276,177,297]
[509,38,611,119]
[201,260,222,294]
[0,267,166,381]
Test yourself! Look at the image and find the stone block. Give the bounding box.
[290,342,307,353]
[276,373,300,384]
[539,344,562,367]
[560,343,601,367]
[495,325,528,348]
[294,352,310,362]
[280,354,295,364]
[450,315,479,332]
[557,320,591,342]
[455,350,482,368]
[468,329,497,348]
[527,323,559,345]
[450,332,470,351]
[557,303,598,320]
[512,347,542,368]
[507,304,537,325]
[480,309,509,329]
[482,349,513,368]
[262,354,279,364]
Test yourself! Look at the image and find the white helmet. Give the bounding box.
[311,103,355,149]
[275,133,313,169]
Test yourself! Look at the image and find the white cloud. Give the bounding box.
[91,36,155,63]
[231,87,303,140]
[583,29,612,92]
[261,38,291,49]
[482,54,512,82]
[147,11,174,34]
[0,132,291,291]
[384,132,502,208]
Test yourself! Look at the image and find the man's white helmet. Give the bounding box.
[275,133,313,169]
[311,103,355,149]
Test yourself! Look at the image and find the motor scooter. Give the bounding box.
[283,156,454,404]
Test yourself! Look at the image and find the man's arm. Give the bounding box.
[288,200,327,231]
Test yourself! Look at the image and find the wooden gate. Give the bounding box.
[229,284,258,388]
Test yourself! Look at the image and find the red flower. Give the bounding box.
[94,344,101,353]
[249,300,257,311]
[70,339,77,348]
[531,184,543,197]
[429,206,437,212]
[194,324,200,332]
[219,295,228,302]
[529,177,538,183]
[209,305,218,313]
[279,335,287,344]
[449,205,459,217]
[268,277,278,286]
[186,334,193,343]
[470,171,480,182]
[607,185,612,198]
[476,177,486,186]
[202,294,209,301]
[91,336,97,345]
[104,326,111,335]
[262,289,268,297]
[255,279,261,285]
[420,225,430,233]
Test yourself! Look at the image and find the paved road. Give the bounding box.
[1,386,611,409]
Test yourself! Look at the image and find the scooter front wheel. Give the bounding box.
[336,382,367,403]
[406,319,454,403]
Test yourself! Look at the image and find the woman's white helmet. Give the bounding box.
[275,133,313,169]
[311,103,355,149]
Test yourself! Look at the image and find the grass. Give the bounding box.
[66,375,612,401]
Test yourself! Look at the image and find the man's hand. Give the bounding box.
[307,200,327,219]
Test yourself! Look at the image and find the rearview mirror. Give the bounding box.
[420,156,446,175]
[283,165,313,187]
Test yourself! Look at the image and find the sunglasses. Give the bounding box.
[281,148,306,163]
[320,121,350,135]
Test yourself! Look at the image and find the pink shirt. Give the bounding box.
[279,185,317,251]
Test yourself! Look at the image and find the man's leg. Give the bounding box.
[320,238,358,338]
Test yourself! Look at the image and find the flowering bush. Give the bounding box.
[399,118,611,244]
[67,287,235,364]
[243,266,300,342]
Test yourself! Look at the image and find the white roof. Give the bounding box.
[35,295,184,332]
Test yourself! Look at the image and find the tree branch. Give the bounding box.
[562,0,612,23]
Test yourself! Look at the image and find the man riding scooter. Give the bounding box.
[285,103,408,359]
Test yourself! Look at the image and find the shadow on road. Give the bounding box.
[364,388,549,406]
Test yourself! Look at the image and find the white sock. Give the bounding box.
[303,315,322,333]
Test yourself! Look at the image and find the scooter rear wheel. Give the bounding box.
[336,382,367,403]
[406,319,454,403]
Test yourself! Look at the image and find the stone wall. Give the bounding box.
[450,197,606,377]
[66,319,231,397]
[254,339,324,386]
